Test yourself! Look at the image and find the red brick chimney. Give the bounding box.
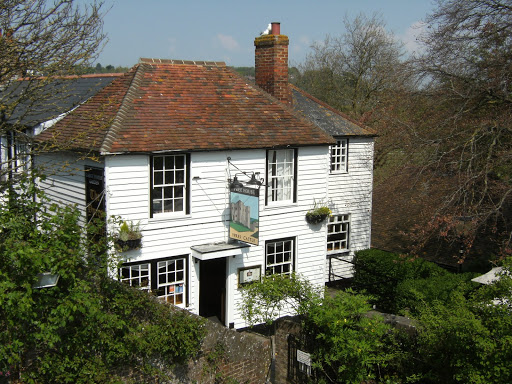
[254,22,291,105]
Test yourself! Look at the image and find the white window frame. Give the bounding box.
[330,139,348,173]
[120,263,151,291]
[265,238,295,276]
[119,256,187,308]
[151,154,187,216]
[267,148,296,204]
[327,214,350,253]
[156,258,186,306]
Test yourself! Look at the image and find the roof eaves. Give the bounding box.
[100,64,145,154]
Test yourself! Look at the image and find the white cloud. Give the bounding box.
[216,33,240,51]
[401,21,426,55]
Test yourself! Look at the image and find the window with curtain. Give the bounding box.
[267,148,296,204]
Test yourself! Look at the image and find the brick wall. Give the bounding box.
[171,317,272,384]
[254,33,291,105]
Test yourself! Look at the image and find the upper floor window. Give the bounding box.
[151,154,189,216]
[327,214,350,253]
[266,148,297,204]
[330,139,348,173]
[265,237,295,276]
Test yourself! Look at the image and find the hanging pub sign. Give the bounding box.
[229,185,260,245]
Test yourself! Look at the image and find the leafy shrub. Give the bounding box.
[411,289,512,384]
[0,179,205,383]
[353,249,451,312]
[395,273,478,316]
[304,291,399,384]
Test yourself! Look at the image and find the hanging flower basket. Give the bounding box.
[305,206,331,224]
[114,221,142,252]
[116,238,142,251]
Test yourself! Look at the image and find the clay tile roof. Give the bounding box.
[38,60,335,154]
[36,68,137,152]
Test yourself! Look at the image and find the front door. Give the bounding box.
[199,258,226,324]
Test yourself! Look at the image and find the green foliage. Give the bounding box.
[304,291,398,384]
[117,220,142,241]
[412,286,512,384]
[395,273,477,316]
[0,178,205,383]
[231,66,255,78]
[239,273,323,326]
[352,249,450,312]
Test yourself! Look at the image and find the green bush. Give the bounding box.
[353,249,453,312]
[395,273,478,316]
[304,291,400,384]
[411,288,512,384]
[0,179,205,383]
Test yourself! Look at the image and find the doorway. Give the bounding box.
[199,258,226,324]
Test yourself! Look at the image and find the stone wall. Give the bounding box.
[170,317,272,384]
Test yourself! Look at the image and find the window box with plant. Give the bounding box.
[115,221,142,251]
[305,204,332,224]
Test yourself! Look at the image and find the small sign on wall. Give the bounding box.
[297,349,312,376]
[238,266,261,285]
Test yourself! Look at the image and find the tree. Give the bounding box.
[0,177,205,382]
[400,0,512,260]
[239,275,398,383]
[295,13,406,118]
[0,0,106,186]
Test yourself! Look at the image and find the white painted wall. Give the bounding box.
[31,138,374,328]
[34,152,104,226]
[105,147,332,328]
[326,137,374,282]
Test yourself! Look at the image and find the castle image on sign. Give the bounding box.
[229,192,259,245]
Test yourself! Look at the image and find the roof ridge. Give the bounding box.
[139,58,226,67]
[289,83,376,135]
[100,65,145,153]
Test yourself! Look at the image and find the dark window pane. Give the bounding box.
[154,156,163,170]
[174,186,184,198]
[153,188,162,199]
[163,200,174,212]
[175,170,185,184]
[175,155,185,169]
[174,198,184,212]
[164,187,173,199]
[154,171,163,185]
[165,156,175,169]
[165,171,175,185]
[176,271,184,281]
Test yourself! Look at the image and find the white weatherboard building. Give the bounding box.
[28,23,375,328]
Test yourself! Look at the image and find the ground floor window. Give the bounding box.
[119,256,188,307]
[327,214,350,253]
[265,237,295,276]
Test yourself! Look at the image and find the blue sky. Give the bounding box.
[94,0,436,68]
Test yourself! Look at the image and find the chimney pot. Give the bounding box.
[271,22,280,35]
